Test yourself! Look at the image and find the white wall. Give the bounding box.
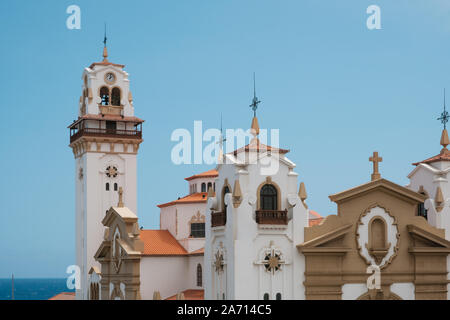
[140,255,204,300]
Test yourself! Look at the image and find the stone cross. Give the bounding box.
[369,151,383,181]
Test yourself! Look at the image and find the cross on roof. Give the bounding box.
[369,151,383,181]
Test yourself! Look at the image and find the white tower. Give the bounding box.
[68,42,144,299]
[204,93,308,300]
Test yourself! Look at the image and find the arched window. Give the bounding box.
[106,183,110,191]
[276,293,282,300]
[369,218,387,250]
[114,183,118,191]
[207,182,212,192]
[111,87,121,106]
[201,183,206,193]
[90,283,99,300]
[260,184,277,210]
[100,87,110,106]
[196,264,202,287]
[263,293,269,300]
[213,183,216,192]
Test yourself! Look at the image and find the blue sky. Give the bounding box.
[1,0,450,278]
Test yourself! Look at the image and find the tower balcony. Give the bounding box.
[69,114,144,144]
[255,209,288,225]
[70,127,142,143]
[211,211,226,228]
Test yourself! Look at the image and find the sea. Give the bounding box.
[0,278,74,300]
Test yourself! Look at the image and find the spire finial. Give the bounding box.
[249,72,260,117]
[438,89,450,150]
[217,113,227,163]
[102,23,108,62]
[249,73,261,137]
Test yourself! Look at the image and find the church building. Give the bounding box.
[67,44,450,300]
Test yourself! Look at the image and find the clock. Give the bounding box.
[106,166,118,178]
[105,72,116,84]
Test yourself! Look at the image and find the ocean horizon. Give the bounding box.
[0,278,74,300]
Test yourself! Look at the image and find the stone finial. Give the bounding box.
[232,179,243,207]
[251,116,260,137]
[118,187,124,207]
[440,129,449,151]
[298,182,308,208]
[176,292,185,300]
[435,186,444,212]
[153,291,161,300]
[132,222,140,236]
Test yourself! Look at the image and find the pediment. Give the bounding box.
[329,179,426,204]
[407,224,450,252]
[298,223,352,254]
[94,241,111,261]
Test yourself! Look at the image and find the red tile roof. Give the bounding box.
[165,289,204,300]
[157,192,212,208]
[308,210,324,227]
[140,230,188,256]
[89,61,125,69]
[185,169,218,181]
[48,292,75,300]
[189,247,204,255]
[412,148,450,166]
[309,218,324,227]
[232,138,289,156]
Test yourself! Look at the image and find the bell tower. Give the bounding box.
[68,39,144,300]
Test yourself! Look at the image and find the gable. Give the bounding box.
[329,179,426,205]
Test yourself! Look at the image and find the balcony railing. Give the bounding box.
[211,211,226,228]
[255,209,288,225]
[70,128,142,143]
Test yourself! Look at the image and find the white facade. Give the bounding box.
[139,255,204,300]
[205,139,308,300]
[407,134,450,299]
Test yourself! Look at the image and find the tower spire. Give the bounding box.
[438,88,450,150]
[102,23,108,62]
[249,73,260,137]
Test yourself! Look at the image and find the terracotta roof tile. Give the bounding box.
[89,61,125,69]
[189,247,204,255]
[185,169,218,181]
[48,292,75,300]
[308,218,324,227]
[412,148,450,166]
[140,230,188,256]
[165,289,204,300]
[157,192,212,208]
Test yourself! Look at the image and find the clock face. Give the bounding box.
[105,72,116,84]
[106,166,118,178]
